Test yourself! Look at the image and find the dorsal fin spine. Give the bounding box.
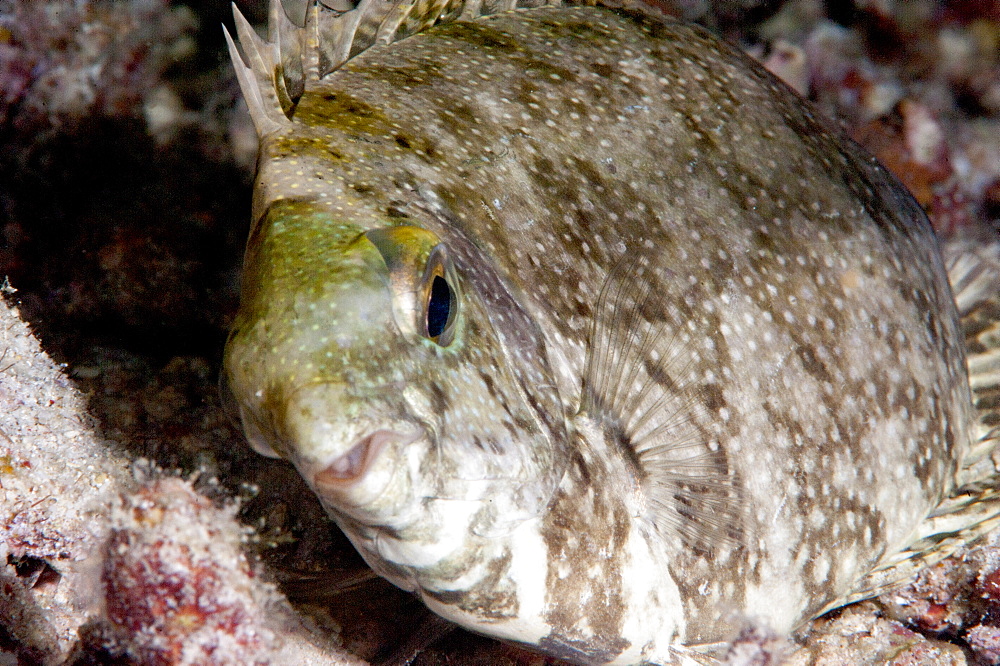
[270,0,305,113]
[225,2,290,136]
[227,0,592,138]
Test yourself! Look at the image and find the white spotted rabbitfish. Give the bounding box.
[222,0,1000,663]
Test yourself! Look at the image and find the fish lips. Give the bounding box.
[307,428,423,511]
[280,381,424,509]
[315,428,420,486]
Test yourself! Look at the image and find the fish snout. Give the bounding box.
[282,382,422,508]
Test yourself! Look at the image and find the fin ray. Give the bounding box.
[946,236,1000,477]
[579,251,744,551]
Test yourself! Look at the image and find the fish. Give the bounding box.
[221,0,1000,663]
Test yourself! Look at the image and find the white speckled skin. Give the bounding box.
[224,4,976,664]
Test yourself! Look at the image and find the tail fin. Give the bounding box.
[945,236,1000,483]
[223,0,589,137]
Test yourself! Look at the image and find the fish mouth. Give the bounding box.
[314,429,420,489]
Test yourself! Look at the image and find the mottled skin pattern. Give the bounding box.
[224,5,974,665]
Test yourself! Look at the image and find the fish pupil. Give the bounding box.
[426,275,453,340]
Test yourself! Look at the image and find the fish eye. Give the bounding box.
[361,225,459,345]
[423,262,457,346]
[426,275,453,339]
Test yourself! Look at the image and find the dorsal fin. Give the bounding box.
[224,0,595,137]
[224,0,303,136]
[577,250,745,552]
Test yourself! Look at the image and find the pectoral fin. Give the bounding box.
[578,250,745,553]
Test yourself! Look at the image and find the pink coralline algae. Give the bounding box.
[101,478,272,666]
[878,528,1000,665]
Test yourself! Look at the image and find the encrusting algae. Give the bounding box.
[222,0,1000,663]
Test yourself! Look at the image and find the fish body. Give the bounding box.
[223,1,1000,663]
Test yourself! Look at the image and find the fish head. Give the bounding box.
[223,199,565,538]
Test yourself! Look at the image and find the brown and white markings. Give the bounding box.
[222,0,1000,663]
